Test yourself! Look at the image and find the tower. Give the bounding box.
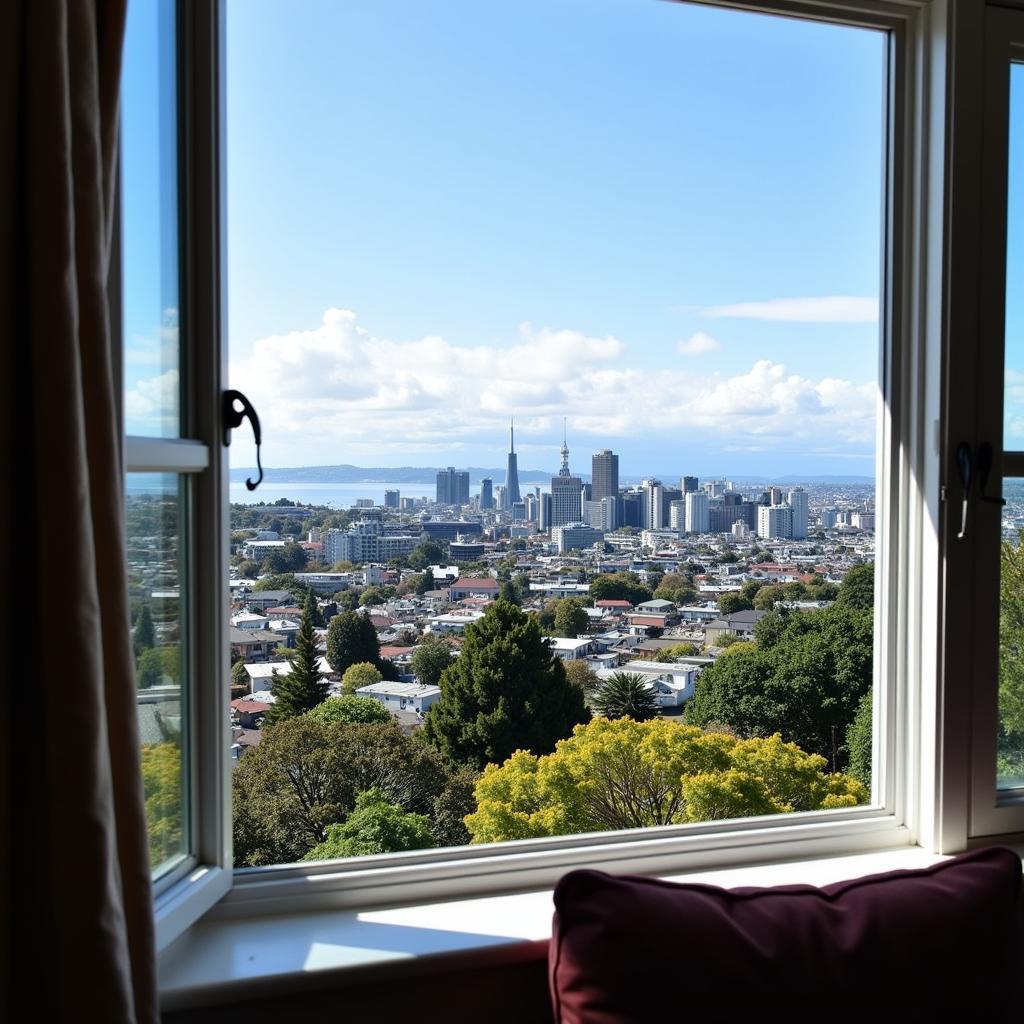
[504,419,521,509]
[592,449,619,504]
[550,419,583,527]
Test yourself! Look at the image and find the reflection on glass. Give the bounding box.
[127,473,187,874]
[1004,64,1024,443]
[121,0,180,437]
[999,479,1024,790]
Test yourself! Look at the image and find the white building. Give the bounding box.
[553,522,604,553]
[644,480,665,530]
[787,487,809,540]
[596,660,698,708]
[356,681,441,715]
[758,504,794,539]
[548,637,598,661]
[425,610,486,635]
[685,491,709,534]
[230,611,270,631]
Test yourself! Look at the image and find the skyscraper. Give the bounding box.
[681,476,699,494]
[787,487,809,540]
[435,467,469,506]
[550,420,583,527]
[480,477,494,510]
[592,449,619,503]
[685,491,710,534]
[504,419,521,510]
[643,479,665,530]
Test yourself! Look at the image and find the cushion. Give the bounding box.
[549,846,1023,1023]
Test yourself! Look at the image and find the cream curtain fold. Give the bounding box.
[1,2,158,1021]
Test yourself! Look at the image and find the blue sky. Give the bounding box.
[124,0,888,477]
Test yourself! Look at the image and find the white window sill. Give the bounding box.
[158,844,957,1012]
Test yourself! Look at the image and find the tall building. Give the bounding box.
[769,486,784,506]
[685,491,710,534]
[504,419,521,510]
[550,421,583,527]
[592,449,619,503]
[643,480,665,530]
[620,490,643,528]
[479,477,494,510]
[539,492,553,531]
[384,489,400,509]
[669,499,686,531]
[435,467,469,506]
[758,504,794,539]
[787,487,809,540]
[681,476,699,494]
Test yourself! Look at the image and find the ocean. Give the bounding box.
[228,481,436,507]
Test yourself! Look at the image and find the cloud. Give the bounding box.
[229,307,877,465]
[125,369,179,433]
[700,296,879,323]
[677,331,720,356]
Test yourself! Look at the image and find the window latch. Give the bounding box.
[222,389,263,491]
[956,441,972,539]
[977,442,1007,506]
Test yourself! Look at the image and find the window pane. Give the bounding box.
[999,479,1024,790]
[121,0,180,437]
[226,1,883,867]
[127,473,188,875]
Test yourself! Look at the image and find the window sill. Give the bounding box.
[158,844,954,1012]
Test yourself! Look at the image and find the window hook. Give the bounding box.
[222,389,263,491]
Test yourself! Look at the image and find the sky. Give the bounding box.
[122,0,893,478]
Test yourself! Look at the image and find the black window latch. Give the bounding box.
[222,389,263,491]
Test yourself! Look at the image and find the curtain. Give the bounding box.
[1,2,158,1021]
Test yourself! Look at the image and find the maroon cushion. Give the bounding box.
[549,847,1023,1023]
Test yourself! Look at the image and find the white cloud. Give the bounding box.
[125,369,179,433]
[700,296,879,323]
[229,307,877,465]
[677,331,721,356]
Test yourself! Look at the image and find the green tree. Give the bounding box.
[591,672,660,722]
[740,579,765,603]
[359,585,386,607]
[342,661,384,695]
[654,573,697,606]
[563,659,602,699]
[499,579,521,605]
[141,743,183,867]
[847,689,873,789]
[684,603,873,769]
[326,610,381,677]
[423,599,590,769]
[233,719,454,866]
[231,659,249,687]
[653,642,699,662]
[554,597,589,638]
[302,789,435,860]
[134,604,155,654]
[306,694,391,726]
[304,589,324,628]
[464,719,866,843]
[410,634,454,687]
[335,590,360,612]
[414,569,435,595]
[408,539,446,570]
[265,598,329,724]
[262,543,310,574]
[136,645,179,689]
[718,592,753,615]
[837,562,875,611]
[588,572,654,606]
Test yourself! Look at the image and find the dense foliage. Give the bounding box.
[410,634,455,687]
[302,789,434,860]
[265,599,328,723]
[326,610,382,677]
[141,743,182,867]
[591,672,660,722]
[306,695,391,726]
[588,572,653,606]
[423,600,590,769]
[465,718,866,843]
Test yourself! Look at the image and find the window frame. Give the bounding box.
[139,0,967,951]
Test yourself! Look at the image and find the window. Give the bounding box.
[114,0,1010,952]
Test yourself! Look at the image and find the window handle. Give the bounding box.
[222,389,263,491]
[977,442,1007,506]
[956,441,972,539]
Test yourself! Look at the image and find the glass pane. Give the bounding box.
[1005,64,1024,443]
[999,479,1024,790]
[121,0,180,437]
[127,473,188,875]
[226,1,883,866]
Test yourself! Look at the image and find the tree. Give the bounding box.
[359,586,386,607]
[306,695,391,726]
[141,742,182,867]
[1000,535,1024,776]
[653,642,699,662]
[847,689,873,789]
[302,789,434,860]
[414,569,436,595]
[326,610,381,677]
[591,672,660,722]
[262,543,310,574]
[588,572,653,606]
[136,645,179,689]
[408,539,446,570]
[232,719,455,866]
[499,579,521,605]
[718,592,753,615]
[410,634,454,687]
[423,599,590,769]
[654,573,697,606]
[342,661,383,695]
[231,659,249,687]
[134,604,155,654]
[837,562,874,611]
[265,597,329,724]
[740,578,765,603]
[554,597,589,638]
[563,659,602,699]
[335,590,360,612]
[464,719,866,843]
[304,589,324,628]
[753,584,785,610]
[684,604,873,769]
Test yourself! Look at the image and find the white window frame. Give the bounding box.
[132,0,985,953]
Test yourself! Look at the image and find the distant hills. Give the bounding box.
[228,463,874,486]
